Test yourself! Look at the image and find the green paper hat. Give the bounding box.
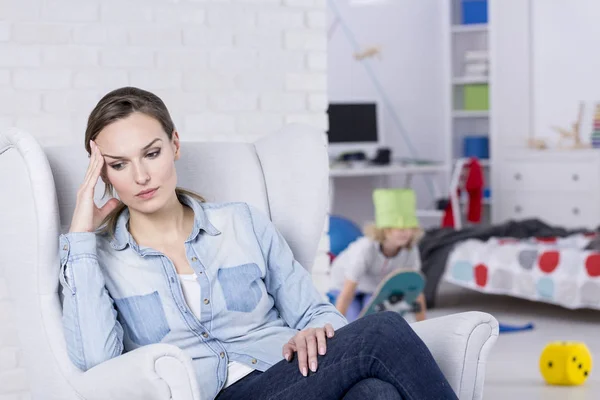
[373,188,419,229]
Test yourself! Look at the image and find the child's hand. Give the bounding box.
[414,293,427,322]
[282,323,335,376]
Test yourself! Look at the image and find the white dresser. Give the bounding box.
[495,150,600,229]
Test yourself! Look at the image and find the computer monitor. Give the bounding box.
[327,101,384,158]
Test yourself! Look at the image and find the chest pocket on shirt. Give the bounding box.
[218,263,263,313]
[114,291,171,346]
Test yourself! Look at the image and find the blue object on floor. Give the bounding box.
[326,292,336,304]
[499,322,534,334]
[461,0,488,24]
[328,215,363,256]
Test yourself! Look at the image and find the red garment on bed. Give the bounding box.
[442,158,484,227]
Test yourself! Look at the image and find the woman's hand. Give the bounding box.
[68,141,119,233]
[282,323,335,377]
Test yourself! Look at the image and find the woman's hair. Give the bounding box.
[85,86,205,237]
[362,224,424,249]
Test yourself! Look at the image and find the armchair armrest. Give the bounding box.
[74,343,201,400]
[410,312,499,400]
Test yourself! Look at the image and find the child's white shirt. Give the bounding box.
[329,237,421,294]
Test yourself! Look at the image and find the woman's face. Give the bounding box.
[384,228,415,247]
[94,112,180,214]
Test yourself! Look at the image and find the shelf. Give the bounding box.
[452,110,489,118]
[451,24,488,33]
[452,76,488,85]
[416,210,444,218]
[460,197,492,205]
[329,162,448,178]
[454,158,490,167]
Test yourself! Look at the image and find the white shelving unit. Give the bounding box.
[452,110,489,118]
[451,76,488,85]
[451,23,488,33]
[443,0,492,225]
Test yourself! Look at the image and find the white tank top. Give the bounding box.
[178,273,255,389]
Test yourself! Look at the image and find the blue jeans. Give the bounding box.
[216,312,457,400]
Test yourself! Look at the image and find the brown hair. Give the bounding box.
[85,86,205,237]
[362,224,424,249]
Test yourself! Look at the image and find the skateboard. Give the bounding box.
[358,270,425,318]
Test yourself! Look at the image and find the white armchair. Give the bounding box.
[0,124,498,400]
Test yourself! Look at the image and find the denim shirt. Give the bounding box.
[59,195,347,400]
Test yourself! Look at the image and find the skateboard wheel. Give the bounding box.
[389,294,404,304]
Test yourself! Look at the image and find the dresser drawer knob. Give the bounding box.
[514,173,522,181]
[572,174,579,181]
[515,205,522,213]
[573,207,580,215]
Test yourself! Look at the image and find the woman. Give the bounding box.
[59,86,457,400]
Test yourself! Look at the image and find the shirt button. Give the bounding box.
[202,332,209,338]
[251,359,257,365]
[220,352,225,358]
[204,298,210,305]
[63,245,68,251]
[191,257,198,262]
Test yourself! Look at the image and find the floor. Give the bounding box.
[312,271,600,400]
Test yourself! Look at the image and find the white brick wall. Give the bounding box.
[0,0,328,146]
[0,0,328,398]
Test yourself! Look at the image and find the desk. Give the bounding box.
[329,161,449,219]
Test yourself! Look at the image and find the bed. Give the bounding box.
[419,218,600,309]
[444,232,600,310]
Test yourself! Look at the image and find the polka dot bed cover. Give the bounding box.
[445,232,600,310]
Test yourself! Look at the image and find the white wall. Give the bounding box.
[489,0,600,225]
[0,0,327,398]
[530,0,600,145]
[0,0,328,145]
[327,0,446,227]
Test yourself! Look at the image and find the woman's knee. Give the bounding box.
[368,311,411,333]
[344,378,401,400]
[344,311,416,346]
[360,312,423,350]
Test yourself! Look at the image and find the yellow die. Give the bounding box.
[539,341,593,386]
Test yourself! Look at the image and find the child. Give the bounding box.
[328,188,427,322]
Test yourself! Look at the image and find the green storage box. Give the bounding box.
[463,84,489,110]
